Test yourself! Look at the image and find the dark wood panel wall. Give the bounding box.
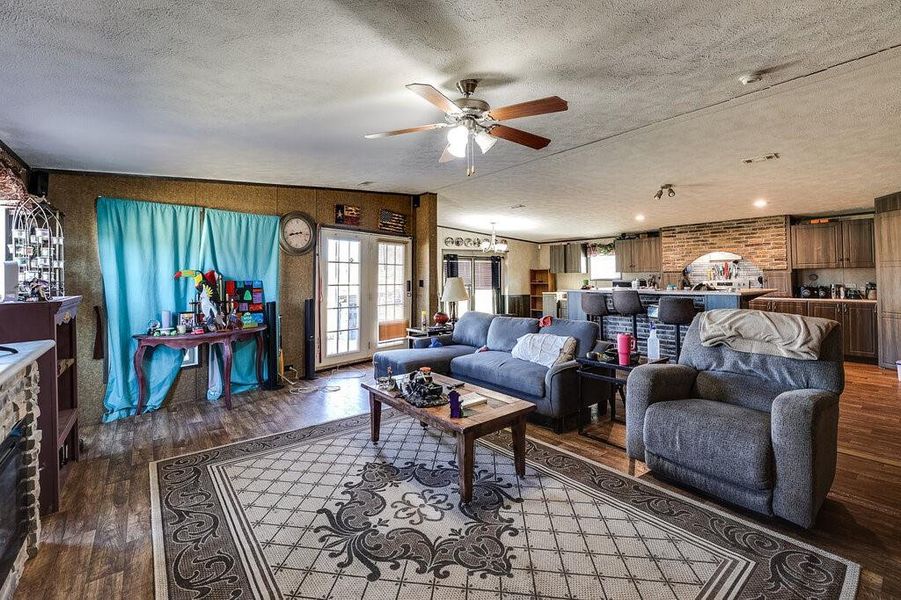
[46,171,428,423]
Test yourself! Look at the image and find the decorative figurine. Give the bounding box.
[448,390,463,419]
[174,269,222,329]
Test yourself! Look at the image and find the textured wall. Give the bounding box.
[47,171,416,424]
[436,227,540,296]
[660,216,789,272]
[414,194,439,318]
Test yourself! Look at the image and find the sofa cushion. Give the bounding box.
[644,399,773,490]
[451,311,495,348]
[372,345,477,378]
[486,316,540,352]
[540,318,599,357]
[450,351,547,397]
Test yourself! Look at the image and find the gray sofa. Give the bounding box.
[626,314,844,528]
[373,312,604,430]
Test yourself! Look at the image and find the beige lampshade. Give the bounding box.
[440,277,470,303]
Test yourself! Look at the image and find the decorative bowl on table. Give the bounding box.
[433,311,449,325]
[397,369,448,408]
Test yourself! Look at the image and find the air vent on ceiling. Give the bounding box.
[357,181,375,187]
[741,153,780,164]
[510,203,526,209]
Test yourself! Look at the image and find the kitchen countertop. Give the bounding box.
[762,296,877,304]
[568,288,778,297]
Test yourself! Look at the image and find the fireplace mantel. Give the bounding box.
[0,339,53,600]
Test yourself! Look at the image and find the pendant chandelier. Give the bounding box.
[480,223,508,253]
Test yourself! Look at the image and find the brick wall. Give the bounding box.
[660,216,789,271]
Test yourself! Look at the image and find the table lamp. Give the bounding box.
[440,277,469,325]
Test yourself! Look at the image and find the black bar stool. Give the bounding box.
[658,297,696,360]
[580,292,608,341]
[612,289,644,340]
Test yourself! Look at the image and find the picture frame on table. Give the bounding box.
[178,312,195,328]
[181,346,200,368]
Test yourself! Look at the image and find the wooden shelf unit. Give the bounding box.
[0,296,82,514]
[529,269,556,317]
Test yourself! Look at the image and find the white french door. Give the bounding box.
[317,229,411,367]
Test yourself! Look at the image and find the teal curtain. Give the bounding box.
[200,209,279,399]
[97,197,201,422]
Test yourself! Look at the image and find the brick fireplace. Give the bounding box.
[0,346,45,600]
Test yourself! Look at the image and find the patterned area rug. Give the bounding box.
[150,413,858,599]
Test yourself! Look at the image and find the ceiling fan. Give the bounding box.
[365,79,568,175]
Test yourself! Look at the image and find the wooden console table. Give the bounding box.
[133,325,267,413]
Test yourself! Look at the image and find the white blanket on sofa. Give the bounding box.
[699,308,838,360]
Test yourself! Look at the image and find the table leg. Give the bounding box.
[369,392,382,443]
[457,432,474,503]
[255,331,265,386]
[511,417,527,478]
[609,380,617,421]
[133,344,149,415]
[221,341,234,410]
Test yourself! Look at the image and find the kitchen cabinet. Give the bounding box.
[762,270,792,297]
[842,219,875,268]
[875,193,901,368]
[549,245,566,273]
[615,237,661,273]
[791,222,842,268]
[844,303,878,358]
[750,298,877,358]
[790,219,874,269]
[564,243,587,273]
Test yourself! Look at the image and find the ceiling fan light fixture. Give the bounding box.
[447,142,467,158]
[447,124,469,146]
[474,131,497,154]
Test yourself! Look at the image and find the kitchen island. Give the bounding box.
[566,288,777,357]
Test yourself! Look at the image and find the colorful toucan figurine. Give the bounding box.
[174,269,224,330]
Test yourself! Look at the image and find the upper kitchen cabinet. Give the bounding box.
[790,218,874,269]
[615,236,661,273]
[549,245,566,273]
[549,243,586,274]
[841,218,875,268]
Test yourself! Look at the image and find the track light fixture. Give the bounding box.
[654,184,675,200]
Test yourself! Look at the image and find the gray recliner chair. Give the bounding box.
[626,314,844,528]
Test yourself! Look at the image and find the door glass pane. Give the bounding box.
[377,241,408,343]
[325,238,361,357]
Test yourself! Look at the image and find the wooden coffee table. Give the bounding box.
[362,373,536,503]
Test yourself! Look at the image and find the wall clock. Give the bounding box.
[279,211,316,255]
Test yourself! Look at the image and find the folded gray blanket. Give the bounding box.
[699,308,839,360]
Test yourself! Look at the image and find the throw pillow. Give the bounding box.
[511,333,577,368]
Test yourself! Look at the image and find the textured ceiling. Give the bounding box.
[1,1,900,240]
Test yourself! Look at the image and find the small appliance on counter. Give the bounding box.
[817,286,831,299]
[799,285,817,298]
[865,282,877,300]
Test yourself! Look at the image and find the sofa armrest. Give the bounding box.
[411,334,454,349]
[625,364,697,460]
[771,388,840,528]
[543,360,581,417]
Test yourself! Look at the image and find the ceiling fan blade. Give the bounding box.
[364,123,448,139]
[487,96,568,121]
[438,145,456,163]
[488,124,551,149]
[406,83,463,115]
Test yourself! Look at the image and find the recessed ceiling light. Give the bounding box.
[754,199,768,208]
[635,214,646,222]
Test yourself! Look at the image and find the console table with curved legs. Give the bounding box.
[132,325,267,413]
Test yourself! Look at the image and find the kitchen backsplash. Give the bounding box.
[796,268,877,293]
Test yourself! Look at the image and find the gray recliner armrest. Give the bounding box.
[411,334,454,349]
[771,388,840,528]
[625,364,697,460]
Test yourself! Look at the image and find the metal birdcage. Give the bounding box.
[9,195,65,298]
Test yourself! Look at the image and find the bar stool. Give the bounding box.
[612,289,644,340]
[658,297,696,360]
[580,292,608,341]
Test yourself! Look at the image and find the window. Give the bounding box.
[589,254,620,280]
[443,256,501,315]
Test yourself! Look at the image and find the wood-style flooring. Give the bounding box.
[15,362,901,599]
